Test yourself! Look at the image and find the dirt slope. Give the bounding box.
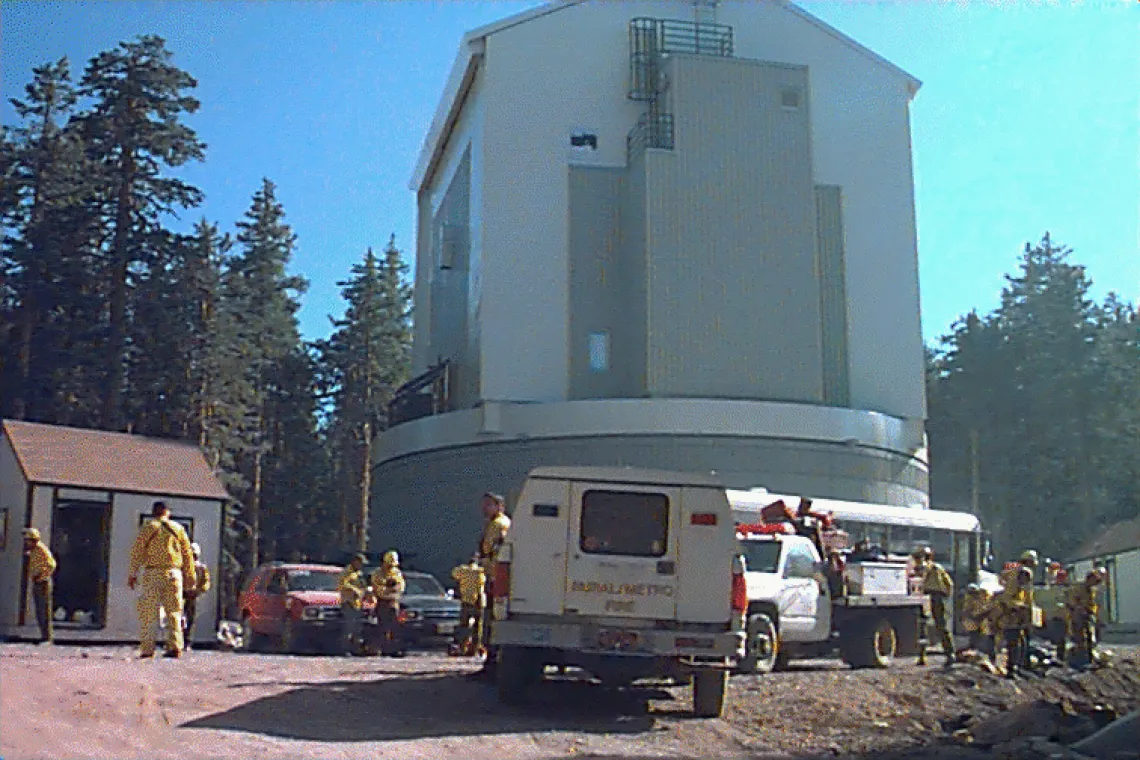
[2,643,1137,760]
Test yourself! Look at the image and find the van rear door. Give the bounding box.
[507,475,571,616]
[565,482,679,620]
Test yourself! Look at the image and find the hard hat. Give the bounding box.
[914,546,933,559]
[22,527,41,541]
[1087,568,1106,584]
[382,550,400,566]
[1049,561,1062,569]
[966,583,981,593]
[1019,549,1039,567]
[190,542,201,557]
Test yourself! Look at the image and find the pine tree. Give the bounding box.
[321,236,412,551]
[226,178,308,566]
[77,35,205,429]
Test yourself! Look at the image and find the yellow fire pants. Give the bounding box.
[139,568,185,655]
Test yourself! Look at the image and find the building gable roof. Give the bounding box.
[1070,516,1140,562]
[409,0,921,192]
[2,419,230,501]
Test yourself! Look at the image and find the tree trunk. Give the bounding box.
[358,419,371,553]
[250,448,262,567]
[102,148,135,430]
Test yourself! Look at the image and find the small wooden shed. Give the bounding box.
[0,419,229,644]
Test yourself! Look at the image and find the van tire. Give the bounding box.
[737,613,778,674]
[842,617,896,669]
[241,613,267,653]
[692,669,728,718]
[497,646,540,705]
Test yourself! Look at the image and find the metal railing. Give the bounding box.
[627,112,674,162]
[629,17,734,100]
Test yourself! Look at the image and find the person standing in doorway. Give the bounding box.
[23,528,57,644]
[128,501,196,658]
[469,491,511,680]
[182,543,211,648]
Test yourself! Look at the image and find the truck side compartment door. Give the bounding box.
[507,477,572,616]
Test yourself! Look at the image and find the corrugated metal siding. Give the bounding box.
[643,55,823,401]
[815,185,850,406]
[569,166,633,399]
[428,148,476,408]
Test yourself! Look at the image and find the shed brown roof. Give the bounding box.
[2,419,230,501]
[1070,516,1140,562]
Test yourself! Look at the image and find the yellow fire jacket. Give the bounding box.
[338,567,366,609]
[28,541,57,583]
[451,562,486,606]
[370,565,405,603]
[128,518,195,588]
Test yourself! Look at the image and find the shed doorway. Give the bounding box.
[50,499,112,629]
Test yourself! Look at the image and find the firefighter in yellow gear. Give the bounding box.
[128,501,196,658]
[369,551,406,655]
[960,584,995,658]
[993,566,1033,678]
[1062,568,1105,667]
[337,554,367,655]
[450,554,486,655]
[913,547,955,666]
[182,543,212,647]
[23,528,57,644]
[470,491,511,680]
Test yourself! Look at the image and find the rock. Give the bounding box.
[971,700,1066,747]
[1070,712,1140,760]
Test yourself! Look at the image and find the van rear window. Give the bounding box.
[580,490,668,557]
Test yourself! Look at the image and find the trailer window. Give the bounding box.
[580,490,668,557]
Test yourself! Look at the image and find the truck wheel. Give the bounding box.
[497,646,540,705]
[692,669,728,718]
[737,613,778,674]
[843,618,897,669]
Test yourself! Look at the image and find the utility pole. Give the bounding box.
[970,428,980,515]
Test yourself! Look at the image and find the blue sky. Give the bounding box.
[3,1,1137,347]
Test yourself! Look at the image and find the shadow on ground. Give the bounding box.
[182,671,681,741]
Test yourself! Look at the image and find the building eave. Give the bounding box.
[780,0,922,98]
[409,1,583,193]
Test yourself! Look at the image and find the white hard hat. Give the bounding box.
[190,542,201,557]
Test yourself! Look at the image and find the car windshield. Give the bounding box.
[404,575,444,596]
[738,540,782,574]
[286,570,340,592]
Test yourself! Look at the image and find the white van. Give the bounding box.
[490,466,746,717]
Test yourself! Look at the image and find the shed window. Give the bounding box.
[137,513,195,541]
[780,87,801,110]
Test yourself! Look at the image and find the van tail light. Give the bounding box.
[492,561,511,600]
[731,569,748,613]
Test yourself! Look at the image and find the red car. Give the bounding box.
[238,562,350,654]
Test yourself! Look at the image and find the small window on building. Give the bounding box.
[780,87,802,110]
[138,513,195,541]
[570,131,598,150]
[588,331,609,372]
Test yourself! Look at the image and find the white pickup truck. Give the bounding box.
[490,466,747,717]
[735,532,928,673]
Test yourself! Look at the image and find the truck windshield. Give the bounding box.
[739,541,781,573]
[580,489,669,557]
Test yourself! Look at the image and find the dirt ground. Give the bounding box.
[2,642,1138,760]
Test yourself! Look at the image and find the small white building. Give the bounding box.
[1069,517,1140,631]
[0,419,228,644]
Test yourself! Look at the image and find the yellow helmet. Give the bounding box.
[382,550,400,566]
[1019,549,1039,568]
[22,527,41,541]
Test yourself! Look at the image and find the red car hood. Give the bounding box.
[286,590,340,606]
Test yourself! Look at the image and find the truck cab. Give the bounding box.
[736,531,926,673]
[490,466,746,717]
